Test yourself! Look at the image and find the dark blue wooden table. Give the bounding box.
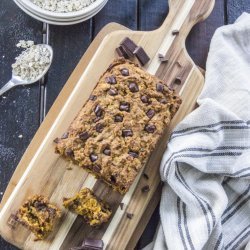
[0,0,249,249]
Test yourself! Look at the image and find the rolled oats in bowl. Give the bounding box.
[30,0,97,13]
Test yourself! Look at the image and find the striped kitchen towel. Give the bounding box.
[145,12,250,250]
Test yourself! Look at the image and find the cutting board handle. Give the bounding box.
[158,0,215,45]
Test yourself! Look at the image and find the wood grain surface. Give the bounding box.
[0,0,215,249]
[1,0,250,249]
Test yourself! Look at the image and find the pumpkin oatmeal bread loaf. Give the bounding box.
[55,58,182,194]
[63,188,111,226]
[17,195,61,240]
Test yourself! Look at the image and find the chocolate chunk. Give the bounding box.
[90,154,98,162]
[156,83,164,92]
[34,201,46,211]
[79,131,89,141]
[110,175,116,183]
[133,46,150,66]
[108,88,118,96]
[174,77,182,85]
[116,46,130,59]
[96,123,104,133]
[172,29,179,35]
[121,37,137,54]
[159,98,168,104]
[121,68,129,76]
[65,148,74,157]
[126,213,134,219]
[143,173,149,180]
[122,129,133,137]
[89,95,97,101]
[144,124,156,133]
[61,132,69,139]
[93,165,101,173]
[103,147,111,156]
[70,247,84,250]
[129,82,139,93]
[53,137,59,143]
[141,185,150,193]
[119,203,124,210]
[114,114,123,122]
[128,151,138,158]
[81,238,104,250]
[146,109,155,119]
[94,104,103,117]
[141,95,149,104]
[119,102,130,112]
[105,75,117,85]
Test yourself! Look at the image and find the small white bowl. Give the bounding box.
[19,0,106,19]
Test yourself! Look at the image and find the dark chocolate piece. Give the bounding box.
[61,132,69,139]
[120,37,137,54]
[156,83,164,92]
[96,123,104,133]
[65,148,74,157]
[108,88,118,96]
[146,109,155,119]
[105,75,117,85]
[116,46,130,59]
[119,102,130,112]
[141,95,150,104]
[172,29,179,35]
[81,238,104,250]
[79,131,89,141]
[126,213,134,219]
[122,129,133,137]
[90,154,98,162]
[114,114,123,122]
[94,104,103,117]
[145,124,156,133]
[158,53,169,63]
[53,137,59,143]
[134,46,150,66]
[159,98,168,104]
[121,68,129,76]
[119,203,124,210]
[174,77,182,85]
[141,185,150,193]
[93,165,101,173]
[128,151,139,158]
[129,82,139,93]
[89,95,97,101]
[103,148,111,156]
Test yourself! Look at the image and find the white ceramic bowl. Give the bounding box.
[14,0,108,25]
[19,0,106,19]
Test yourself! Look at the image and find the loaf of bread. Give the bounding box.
[55,58,181,194]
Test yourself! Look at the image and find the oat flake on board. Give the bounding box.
[30,0,97,13]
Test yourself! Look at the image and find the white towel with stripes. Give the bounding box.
[145,12,250,250]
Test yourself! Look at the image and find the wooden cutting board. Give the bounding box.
[0,0,214,249]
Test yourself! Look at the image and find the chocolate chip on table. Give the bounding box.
[90,154,98,162]
[65,148,74,157]
[96,123,104,133]
[174,77,182,85]
[122,129,133,137]
[172,29,179,35]
[119,102,130,112]
[79,131,89,141]
[53,137,59,143]
[108,88,118,96]
[114,114,123,122]
[120,68,129,76]
[143,173,149,180]
[158,53,169,63]
[128,151,139,158]
[129,82,139,92]
[133,46,150,66]
[144,124,156,133]
[126,213,134,219]
[146,109,155,119]
[120,37,137,54]
[156,83,164,92]
[103,147,111,156]
[141,95,149,104]
[93,165,101,173]
[61,132,69,139]
[94,104,103,117]
[89,95,97,101]
[141,185,150,193]
[116,46,130,59]
[105,75,117,84]
[81,238,104,250]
